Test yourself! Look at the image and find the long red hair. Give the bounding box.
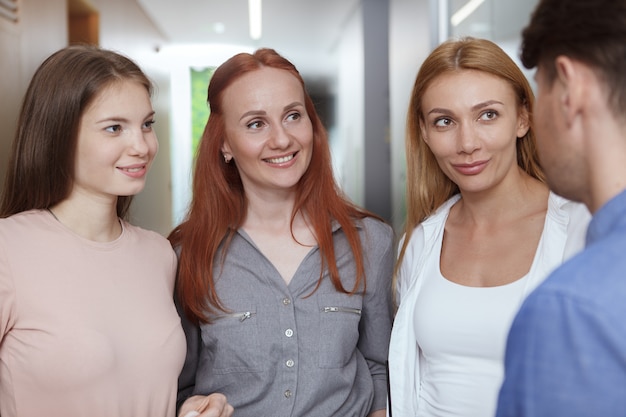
[169,48,378,324]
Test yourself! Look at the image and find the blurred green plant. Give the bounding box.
[190,67,216,156]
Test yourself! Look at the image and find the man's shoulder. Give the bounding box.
[523,241,626,318]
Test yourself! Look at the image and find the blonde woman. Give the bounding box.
[388,38,590,417]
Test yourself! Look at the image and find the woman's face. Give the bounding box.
[221,66,314,198]
[73,80,158,202]
[420,70,529,195]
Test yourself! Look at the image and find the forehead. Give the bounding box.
[81,80,152,121]
[222,67,304,112]
[423,70,517,108]
[86,80,149,109]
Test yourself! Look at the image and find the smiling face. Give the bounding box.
[220,66,314,198]
[420,70,529,195]
[73,80,158,202]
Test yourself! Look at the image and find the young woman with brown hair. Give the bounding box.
[0,45,231,417]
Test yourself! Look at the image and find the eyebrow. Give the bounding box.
[426,100,504,116]
[239,101,304,122]
[96,110,155,124]
[471,100,504,111]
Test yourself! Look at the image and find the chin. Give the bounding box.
[546,179,580,203]
[119,186,146,197]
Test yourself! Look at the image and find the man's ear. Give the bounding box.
[554,55,585,128]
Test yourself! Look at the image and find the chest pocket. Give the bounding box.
[200,309,263,374]
[317,292,363,368]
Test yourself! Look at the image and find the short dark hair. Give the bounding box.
[1,45,152,218]
[520,0,626,117]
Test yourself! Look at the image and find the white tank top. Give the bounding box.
[413,238,528,417]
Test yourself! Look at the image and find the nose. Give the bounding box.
[269,124,292,149]
[457,123,481,154]
[129,129,154,157]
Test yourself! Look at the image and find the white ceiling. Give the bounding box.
[135,0,360,84]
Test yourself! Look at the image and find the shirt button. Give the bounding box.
[286,359,295,367]
[285,328,294,337]
[284,389,292,398]
[282,298,291,305]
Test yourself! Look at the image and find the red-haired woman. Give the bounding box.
[169,48,394,417]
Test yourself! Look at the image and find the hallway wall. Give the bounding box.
[0,0,67,192]
[0,0,433,237]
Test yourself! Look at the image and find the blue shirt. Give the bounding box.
[496,190,626,417]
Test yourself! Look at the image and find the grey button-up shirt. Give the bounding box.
[177,217,394,416]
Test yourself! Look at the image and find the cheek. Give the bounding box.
[302,130,314,151]
[149,135,159,156]
[229,139,264,160]
[425,139,456,175]
[298,120,314,143]
[483,124,517,151]
[424,133,454,160]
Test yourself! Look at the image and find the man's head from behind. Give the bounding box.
[521,0,626,119]
[520,0,626,211]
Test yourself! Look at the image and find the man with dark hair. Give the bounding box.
[496,0,626,416]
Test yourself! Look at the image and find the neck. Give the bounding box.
[49,198,122,242]
[456,170,549,226]
[584,115,626,213]
[244,188,298,227]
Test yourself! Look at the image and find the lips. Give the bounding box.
[264,151,297,164]
[453,160,488,175]
[121,166,144,173]
[117,163,148,178]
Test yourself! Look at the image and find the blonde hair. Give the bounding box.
[395,37,543,301]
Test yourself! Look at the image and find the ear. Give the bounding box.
[516,105,531,138]
[420,122,429,145]
[221,140,232,157]
[554,56,586,128]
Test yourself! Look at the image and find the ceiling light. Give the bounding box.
[248,0,262,40]
[451,0,486,27]
[213,22,225,34]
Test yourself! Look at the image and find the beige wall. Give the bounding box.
[0,0,67,193]
[1,0,430,236]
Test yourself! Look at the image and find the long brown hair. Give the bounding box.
[396,37,543,288]
[0,44,152,219]
[169,48,378,324]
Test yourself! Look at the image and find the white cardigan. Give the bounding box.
[387,192,590,417]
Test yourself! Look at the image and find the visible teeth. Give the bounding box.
[125,167,143,172]
[266,155,294,164]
